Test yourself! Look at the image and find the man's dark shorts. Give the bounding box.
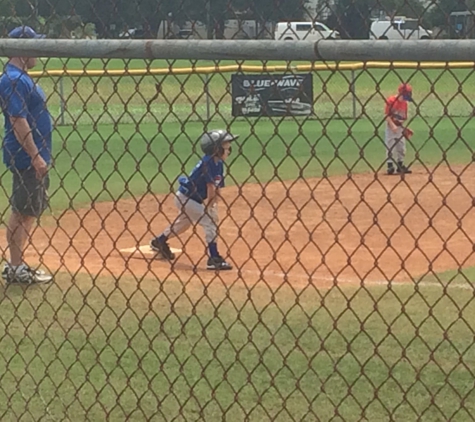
[10,167,49,217]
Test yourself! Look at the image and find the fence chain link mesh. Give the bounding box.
[0,0,475,421]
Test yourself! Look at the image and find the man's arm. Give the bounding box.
[10,116,47,178]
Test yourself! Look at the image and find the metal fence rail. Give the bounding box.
[2,39,475,61]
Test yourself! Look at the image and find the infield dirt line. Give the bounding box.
[237,269,474,291]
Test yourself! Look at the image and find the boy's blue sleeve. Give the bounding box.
[0,77,30,118]
[202,159,216,184]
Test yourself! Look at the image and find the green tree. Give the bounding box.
[0,0,47,35]
[181,0,307,38]
[318,0,427,39]
[0,0,19,14]
[251,0,309,21]
[247,0,310,38]
[13,0,309,38]
[85,0,189,37]
[425,0,475,29]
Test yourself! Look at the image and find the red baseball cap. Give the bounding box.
[398,83,413,101]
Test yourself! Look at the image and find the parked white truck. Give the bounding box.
[370,17,432,40]
[274,21,340,41]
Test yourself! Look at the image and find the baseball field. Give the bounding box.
[0,58,474,420]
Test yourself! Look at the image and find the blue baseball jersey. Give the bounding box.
[178,155,225,203]
[0,63,52,169]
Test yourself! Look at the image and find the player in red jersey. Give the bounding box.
[385,83,414,175]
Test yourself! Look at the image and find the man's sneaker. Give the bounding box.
[397,164,412,174]
[207,256,233,271]
[2,264,53,285]
[150,237,175,261]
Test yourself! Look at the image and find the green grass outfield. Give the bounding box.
[1,116,473,212]
[2,58,475,126]
[0,270,474,421]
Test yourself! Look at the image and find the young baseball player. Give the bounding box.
[150,129,238,270]
[385,83,414,175]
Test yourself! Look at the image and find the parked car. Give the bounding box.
[370,17,432,40]
[274,21,340,41]
[118,28,147,39]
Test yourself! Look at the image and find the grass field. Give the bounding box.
[43,65,475,125]
[1,115,473,212]
[0,58,475,421]
[2,57,475,126]
[1,272,474,421]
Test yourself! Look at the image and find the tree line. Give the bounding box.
[319,0,475,39]
[0,0,474,38]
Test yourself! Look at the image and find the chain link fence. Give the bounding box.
[0,0,475,421]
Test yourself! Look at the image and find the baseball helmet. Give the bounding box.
[398,83,413,101]
[200,129,239,156]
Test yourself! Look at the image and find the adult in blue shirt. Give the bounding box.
[150,130,238,271]
[0,26,53,284]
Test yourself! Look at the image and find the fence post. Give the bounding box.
[350,69,356,120]
[59,76,66,126]
[205,73,211,123]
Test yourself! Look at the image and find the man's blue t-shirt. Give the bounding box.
[0,63,52,169]
[178,155,225,203]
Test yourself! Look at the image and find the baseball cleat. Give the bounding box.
[150,237,175,261]
[397,164,412,174]
[206,256,233,271]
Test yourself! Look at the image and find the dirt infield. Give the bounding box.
[9,164,475,288]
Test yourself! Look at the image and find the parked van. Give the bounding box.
[274,21,339,41]
[370,17,432,40]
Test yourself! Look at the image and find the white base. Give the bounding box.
[119,245,182,256]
